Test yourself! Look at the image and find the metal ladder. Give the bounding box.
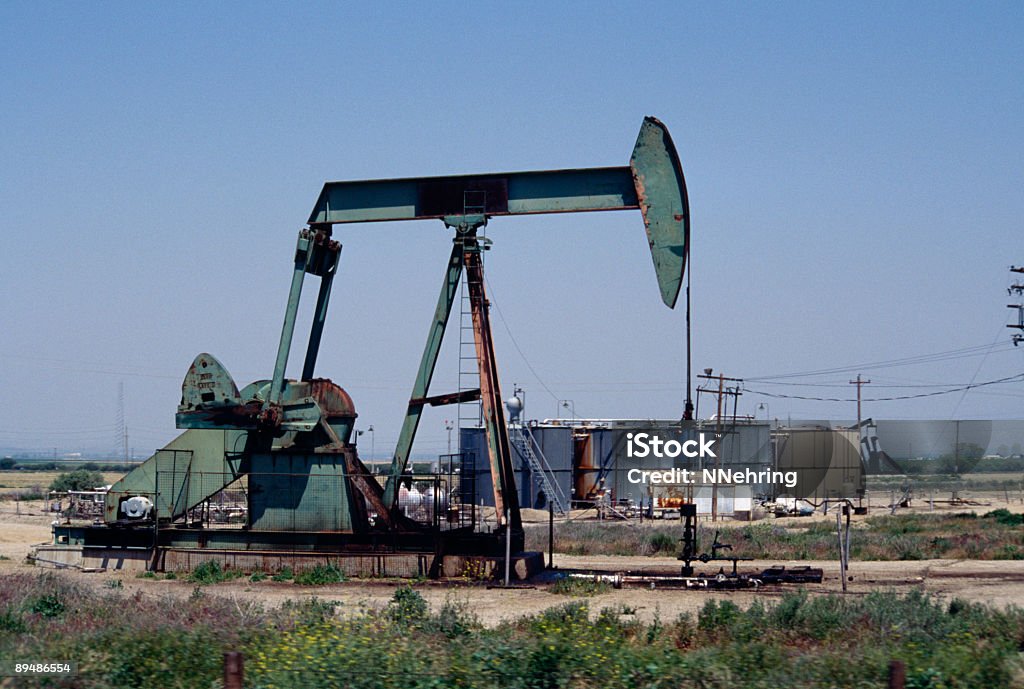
[509,423,568,515]
[456,191,487,451]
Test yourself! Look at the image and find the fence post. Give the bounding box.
[224,651,244,689]
[888,659,905,689]
[548,501,554,568]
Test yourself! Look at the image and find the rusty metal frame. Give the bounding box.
[463,240,521,530]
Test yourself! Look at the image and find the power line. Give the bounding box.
[745,372,1024,403]
[745,341,1014,382]
[483,275,571,410]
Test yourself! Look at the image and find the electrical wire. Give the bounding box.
[745,341,1014,382]
[483,275,573,411]
[745,372,1024,403]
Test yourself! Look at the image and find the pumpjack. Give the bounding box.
[58,117,689,573]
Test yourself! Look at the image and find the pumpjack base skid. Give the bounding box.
[48,524,531,579]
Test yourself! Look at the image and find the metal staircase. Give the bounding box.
[509,423,568,515]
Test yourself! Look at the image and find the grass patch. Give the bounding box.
[527,512,1024,560]
[647,531,678,554]
[984,508,1024,526]
[185,560,244,585]
[549,576,612,596]
[280,597,337,624]
[270,567,294,582]
[293,563,345,586]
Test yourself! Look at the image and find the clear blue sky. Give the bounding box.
[1,2,1022,457]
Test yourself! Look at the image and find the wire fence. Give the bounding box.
[102,452,480,534]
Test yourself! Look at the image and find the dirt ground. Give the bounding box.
[4,495,1024,626]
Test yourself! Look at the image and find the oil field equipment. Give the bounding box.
[48,117,690,577]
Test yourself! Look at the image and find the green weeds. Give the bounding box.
[293,563,345,585]
[529,512,1024,560]
[0,571,1021,688]
[549,576,612,596]
[185,560,244,585]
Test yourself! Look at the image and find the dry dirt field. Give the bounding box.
[4,492,1024,626]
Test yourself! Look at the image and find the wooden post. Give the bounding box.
[504,509,511,586]
[548,501,554,569]
[888,660,905,689]
[836,509,847,593]
[224,652,243,689]
[713,374,723,522]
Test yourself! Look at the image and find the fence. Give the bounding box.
[105,458,481,533]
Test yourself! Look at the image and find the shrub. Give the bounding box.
[271,567,294,582]
[385,585,428,624]
[185,560,242,585]
[698,599,742,638]
[294,563,345,585]
[984,509,1024,526]
[27,593,65,618]
[429,597,480,638]
[48,469,105,492]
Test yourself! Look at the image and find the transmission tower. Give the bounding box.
[1009,266,1024,347]
[115,382,129,461]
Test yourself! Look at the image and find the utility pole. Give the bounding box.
[849,374,871,430]
[697,371,742,522]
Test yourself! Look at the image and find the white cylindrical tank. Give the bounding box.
[425,486,447,508]
[398,485,422,514]
[121,496,154,519]
[422,487,447,519]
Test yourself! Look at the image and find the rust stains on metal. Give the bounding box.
[410,389,482,407]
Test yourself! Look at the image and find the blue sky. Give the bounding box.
[1,2,1022,457]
